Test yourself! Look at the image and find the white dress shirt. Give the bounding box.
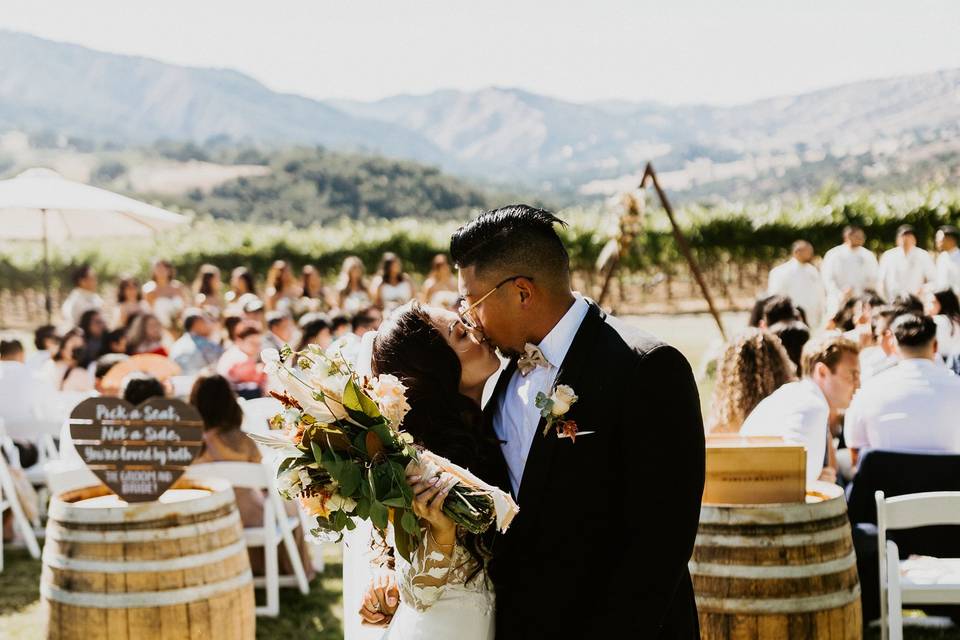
[878,246,936,301]
[844,358,960,455]
[494,295,590,496]
[0,361,43,438]
[821,244,879,314]
[59,288,103,331]
[767,258,826,328]
[739,379,829,485]
[936,248,960,295]
[933,315,960,360]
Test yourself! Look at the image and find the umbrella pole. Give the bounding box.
[42,208,51,323]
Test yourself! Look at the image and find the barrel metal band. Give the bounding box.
[41,569,253,609]
[46,511,241,543]
[695,525,849,548]
[699,498,847,525]
[43,540,247,574]
[48,487,234,523]
[690,551,856,579]
[696,585,861,614]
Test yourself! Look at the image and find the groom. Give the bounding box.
[450,205,705,638]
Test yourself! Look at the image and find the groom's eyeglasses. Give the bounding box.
[457,275,533,339]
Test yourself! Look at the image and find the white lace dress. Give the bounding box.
[380,527,494,640]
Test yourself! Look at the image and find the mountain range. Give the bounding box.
[2,29,960,201]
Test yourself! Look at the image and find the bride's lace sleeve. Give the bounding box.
[396,528,463,612]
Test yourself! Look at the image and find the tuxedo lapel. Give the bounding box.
[515,303,605,508]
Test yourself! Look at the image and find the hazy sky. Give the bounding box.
[3,0,958,105]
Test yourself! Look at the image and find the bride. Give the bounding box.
[359,300,504,640]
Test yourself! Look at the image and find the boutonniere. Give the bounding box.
[535,384,586,442]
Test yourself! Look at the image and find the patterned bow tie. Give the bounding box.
[517,343,550,376]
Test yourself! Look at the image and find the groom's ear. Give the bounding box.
[515,277,534,306]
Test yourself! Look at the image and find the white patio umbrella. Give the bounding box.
[0,168,188,321]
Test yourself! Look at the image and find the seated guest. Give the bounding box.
[740,335,861,485]
[242,296,266,329]
[859,306,902,380]
[77,309,107,367]
[297,314,333,351]
[60,264,103,331]
[758,295,801,328]
[262,310,297,353]
[217,321,266,399]
[707,329,796,433]
[25,325,58,372]
[93,354,128,396]
[845,314,960,468]
[125,312,168,357]
[113,276,147,329]
[333,306,383,363]
[189,374,314,579]
[170,309,224,375]
[0,339,42,467]
[98,328,127,357]
[330,312,351,339]
[42,328,94,392]
[768,320,810,373]
[924,288,960,364]
[121,372,167,405]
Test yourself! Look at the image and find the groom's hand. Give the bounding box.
[359,573,399,626]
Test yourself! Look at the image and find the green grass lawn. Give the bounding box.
[1,312,957,639]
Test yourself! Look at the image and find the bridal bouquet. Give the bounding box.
[250,344,518,561]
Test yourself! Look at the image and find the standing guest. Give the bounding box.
[264,260,302,313]
[371,252,415,315]
[170,309,224,375]
[193,264,224,313]
[0,340,43,467]
[878,225,936,301]
[223,315,243,346]
[25,325,58,372]
[768,320,811,373]
[225,267,257,311]
[43,328,94,392]
[262,311,297,353]
[935,225,960,295]
[297,314,333,351]
[77,309,106,367]
[216,321,266,399]
[740,336,861,485]
[241,297,266,329]
[925,288,960,364]
[98,328,128,357]
[421,254,459,309]
[125,312,168,357]
[767,240,826,328]
[845,314,960,468]
[336,255,372,315]
[143,259,189,330]
[60,264,103,331]
[708,329,797,433]
[299,264,332,313]
[190,374,315,579]
[821,226,879,317]
[113,276,146,329]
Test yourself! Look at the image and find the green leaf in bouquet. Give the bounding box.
[344,517,357,531]
[370,500,389,530]
[354,496,371,519]
[342,378,383,426]
[381,496,409,508]
[400,509,420,536]
[337,462,362,496]
[370,420,399,452]
[394,527,414,562]
[331,509,349,530]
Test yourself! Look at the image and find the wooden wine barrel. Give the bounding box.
[692,481,862,639]
[41,479,255,640]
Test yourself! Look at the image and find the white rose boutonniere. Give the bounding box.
[535,384,587,442]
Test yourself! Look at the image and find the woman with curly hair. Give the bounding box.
[708,328,797,433]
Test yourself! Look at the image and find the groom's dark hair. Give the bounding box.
[450,204,570,282]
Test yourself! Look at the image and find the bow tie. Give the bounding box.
[517,343,550,376]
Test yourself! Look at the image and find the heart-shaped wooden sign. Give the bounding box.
[69,397,205,503]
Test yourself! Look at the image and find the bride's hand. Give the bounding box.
[407,470,458,546]
[359,572,399,626]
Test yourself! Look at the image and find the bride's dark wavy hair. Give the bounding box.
[371,301,492,580]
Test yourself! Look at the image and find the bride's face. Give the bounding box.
[427,308,501,391]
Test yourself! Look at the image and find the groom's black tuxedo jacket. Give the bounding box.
[479,302,705,639]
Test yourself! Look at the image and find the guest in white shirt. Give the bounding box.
[821,226,879,317]
[24,324,59,372]
[924,288,960,363]
[740,335,861,485]
[878,225,936,301]
[60,264,103,331]
[845,314,960,469]
[261,311,298,354]
[0,339,43,467]
[859,306,902,380]
[767,240,826,329]
[935,225,960,295]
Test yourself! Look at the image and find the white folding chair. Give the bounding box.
[0,429,41,566]
[876,490,960,640]
[43,460,99,497]
[240,397,283,436]
[186,461,310,616]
